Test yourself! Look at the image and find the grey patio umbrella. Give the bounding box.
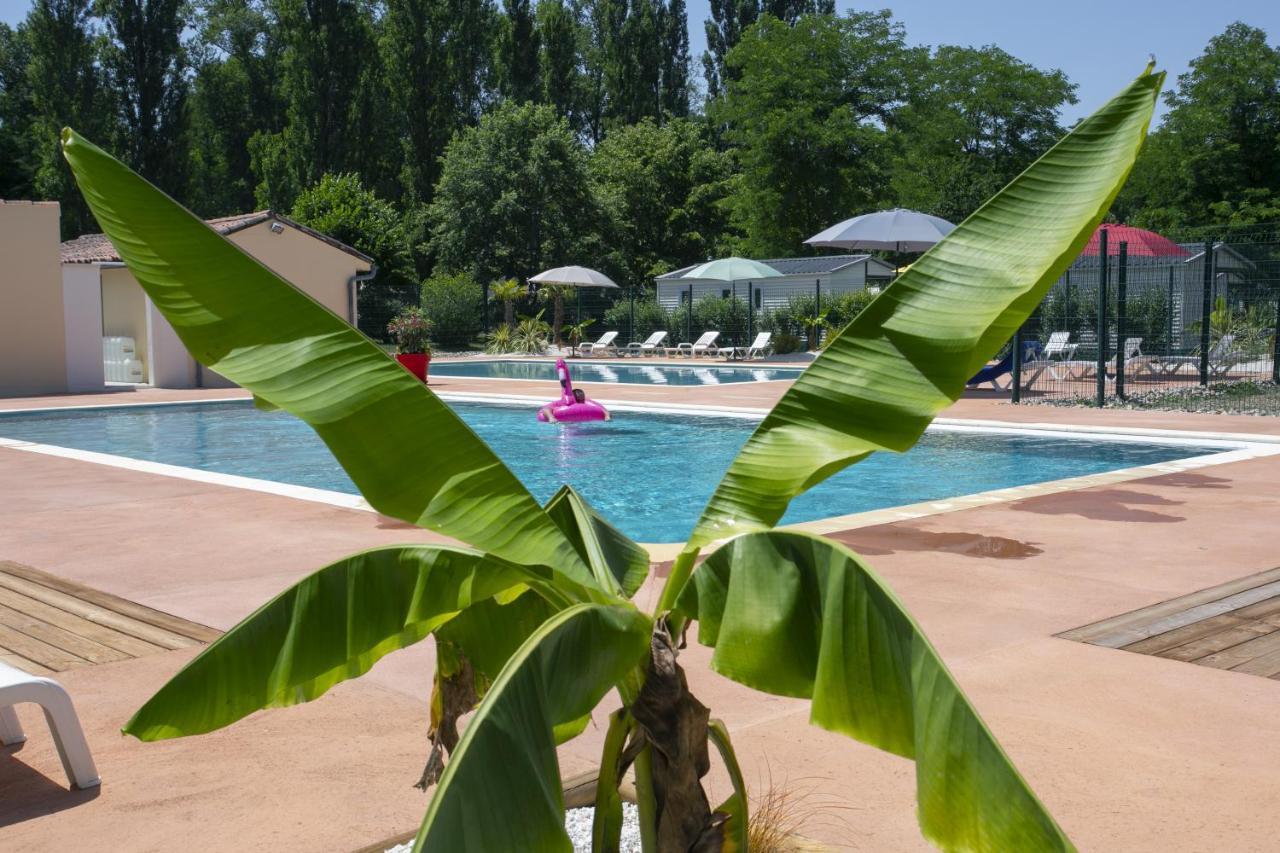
[804,208,956,252]
[680,257,782,282]
[528,265,620,288]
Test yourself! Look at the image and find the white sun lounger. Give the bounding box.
[668,331,720,358]
[0,661,100,790]
[1154,334,1245,377]
[578,331,618,357]
[625,331,668,357]
[727,332,772,361]
[1020,331,1079,387]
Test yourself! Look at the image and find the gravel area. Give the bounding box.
[1025,379,1280,417]
[384,803,641,852]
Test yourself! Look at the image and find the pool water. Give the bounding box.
[429,360,802,385]
[0,402,1218,542]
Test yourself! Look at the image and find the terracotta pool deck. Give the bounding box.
[3,370,1280,851]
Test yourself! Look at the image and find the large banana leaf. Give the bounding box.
[60,129,594,587]
[124,545,549,741]
[545,485,650,598]
[679,532,1072,851]
[414,603,651,852]
[683,68,1163,550]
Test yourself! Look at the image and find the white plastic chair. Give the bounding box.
[0,661,100,790]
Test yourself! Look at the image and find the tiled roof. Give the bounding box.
[655,254,878,280]
[59,211,374,266]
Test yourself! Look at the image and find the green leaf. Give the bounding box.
[591,709,631,853]
[124,545,543,741]
[707,719,749,853]
[60,129,595,588]
[680,531,1072,851]
[545,485,650,598]
[432,588,590,745]
[685,67,1163,549]
[414,603,651,853]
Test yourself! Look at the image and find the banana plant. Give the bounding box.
[62,64,1163,852]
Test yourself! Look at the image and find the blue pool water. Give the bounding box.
[0,402,1218,542]
[429,359,802,385]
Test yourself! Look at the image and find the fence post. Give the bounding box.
[1115,241,1128,399]
[1095,228,1108,407]
[1272,291,1280,384]
[629,286,635,343]
[747,282,754,340]
[1166,266,1175,355]
[1199,239,1214,385]
[687,282,694,342]
[481,281,490,335]
[815,278,822,347]
[1011,324,1023,404]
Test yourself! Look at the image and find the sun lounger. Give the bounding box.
[726,332,773,361]
[577,331,618,357]
[0,661,100,790]
[1154,334,1245,377]
[966,340,1043,390]
[668,331,720,358]
[1020,332,1078,387]
[625,331,668,357]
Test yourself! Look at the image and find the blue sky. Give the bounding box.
[2,0,1277,124]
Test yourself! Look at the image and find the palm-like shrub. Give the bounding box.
[60,66,1162,853]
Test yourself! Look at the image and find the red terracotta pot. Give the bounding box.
[395,352,430,382]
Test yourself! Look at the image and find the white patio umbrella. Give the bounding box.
[680,257,781,281]
[804,208,956,252]
[528,265,619,288]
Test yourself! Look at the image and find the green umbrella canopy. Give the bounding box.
[681,257,782,281]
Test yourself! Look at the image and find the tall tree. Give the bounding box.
[99,0,190,196]
[598,0,663,127]
[714,11,915,255]
[0,23,38,201]
[590,117,733,285]
[429,101,600,283]
[1117,22,1280,229]
[25,0,111,235]
[701,0,831,100]
[495,0,540,103]
[254,0,387,209]
[187,0,285,215]
[891,45,1075,223]
[537,0,580,120]
[658,0,689,117]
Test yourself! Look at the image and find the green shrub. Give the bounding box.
[772,333,803,354]
[511,310,551,354]
[421,272,484,349]
[485,325,516,354]
[692,295,750,345]
[603,297,676,341]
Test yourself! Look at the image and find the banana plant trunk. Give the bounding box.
[630,625,724,852]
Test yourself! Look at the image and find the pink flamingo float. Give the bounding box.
[537,358,610,423]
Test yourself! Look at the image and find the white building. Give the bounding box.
[654,254,896,311]
[59,211,375,389]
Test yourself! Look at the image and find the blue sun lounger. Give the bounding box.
[967,341,1043,390]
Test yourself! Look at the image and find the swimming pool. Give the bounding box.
[429,360,803,385]
[0,401,1224,542]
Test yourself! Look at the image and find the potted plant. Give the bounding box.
[388,306,432,382]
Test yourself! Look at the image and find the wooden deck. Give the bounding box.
[1059,566,1280,678]
[0,560,221,676]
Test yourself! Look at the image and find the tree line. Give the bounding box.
[0,2,1276,295]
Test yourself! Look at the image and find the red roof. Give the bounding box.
[1082,223,1189,258]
